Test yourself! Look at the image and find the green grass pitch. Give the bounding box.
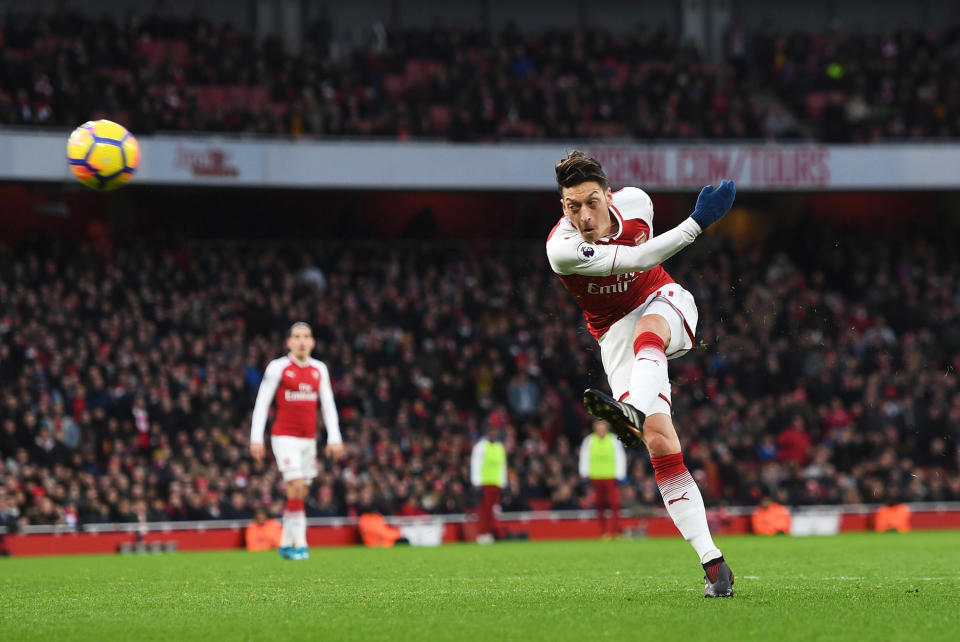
[2,532,958,641]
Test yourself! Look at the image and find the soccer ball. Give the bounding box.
[66,120,140,191]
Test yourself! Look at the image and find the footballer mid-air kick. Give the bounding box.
[546,151,737,597]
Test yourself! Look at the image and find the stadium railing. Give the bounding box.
[5,501,960,536]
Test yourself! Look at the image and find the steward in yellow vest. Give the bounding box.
[579,420,627,536]
[471,427,507,543]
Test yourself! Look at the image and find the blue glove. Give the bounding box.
[689,179,736,230]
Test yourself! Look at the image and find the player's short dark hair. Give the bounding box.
[555,150,608,195]
[287,321,312,337]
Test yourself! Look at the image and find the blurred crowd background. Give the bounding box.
[2,1,959,531]
[2,217,958,529]
[4,4,960,141]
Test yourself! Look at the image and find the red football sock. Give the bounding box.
[651,453,721,564]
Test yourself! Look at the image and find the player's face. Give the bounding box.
[561,182,614,243]
[287,328,315,360]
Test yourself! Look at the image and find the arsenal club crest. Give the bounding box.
[634,231,648,245]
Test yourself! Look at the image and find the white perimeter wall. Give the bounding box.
[6,129,960,191]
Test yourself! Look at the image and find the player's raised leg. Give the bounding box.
[586,307,733,597]
[584,314,670,444]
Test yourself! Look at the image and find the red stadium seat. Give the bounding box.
[5,49,31,61]
[136,39,192,66]
[267,101,289,119]
[350,118,375,134]
[166,41,191,66]
[382,74,407,98]
[224,86,249,109]
[429,104,452,133]
[528,499,553,511]
[805,91,828,118]
[246,87,270,110]
[405,60,440,87]
[191,86,227,111]
[98,68,134,84]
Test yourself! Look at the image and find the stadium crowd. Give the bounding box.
[756,20,960,141]
[4,4,960,141]
[1,220,958,530]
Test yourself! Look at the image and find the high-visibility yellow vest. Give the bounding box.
[588,433,617,480]
[481,441,506,486]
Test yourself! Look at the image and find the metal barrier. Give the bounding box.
[4,501,960,537]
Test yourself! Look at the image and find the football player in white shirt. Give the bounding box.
[546,151,736,597]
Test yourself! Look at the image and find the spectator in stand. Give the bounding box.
[501,477,531,513]
[507,371,540,420]
[222,491,254,520]
[1,220,959,529]
[7,7,960,140]
[760,22,960,141]
[27,496,64,526]
[110,498,138,523]
[551,482,581,511]
[307,485,341,518]
[0,489,20,533]
[778,416,813,467]
[395,491,430,517]
[0,6,766,140]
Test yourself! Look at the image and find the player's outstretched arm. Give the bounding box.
[611,180,736,273]
[549,181,736,277]
[250,361,282,461]
[317,362,344,459]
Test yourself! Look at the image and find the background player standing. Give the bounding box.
[470,425,507,544]
[546,151,736,597]
[250,322,344,560]
[579,419,627,537]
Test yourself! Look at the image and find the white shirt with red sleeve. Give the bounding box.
[250,354,342,444]
[546,187,702,339]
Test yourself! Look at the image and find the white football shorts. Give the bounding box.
[270,435,318,482]
[597,283,699,417]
